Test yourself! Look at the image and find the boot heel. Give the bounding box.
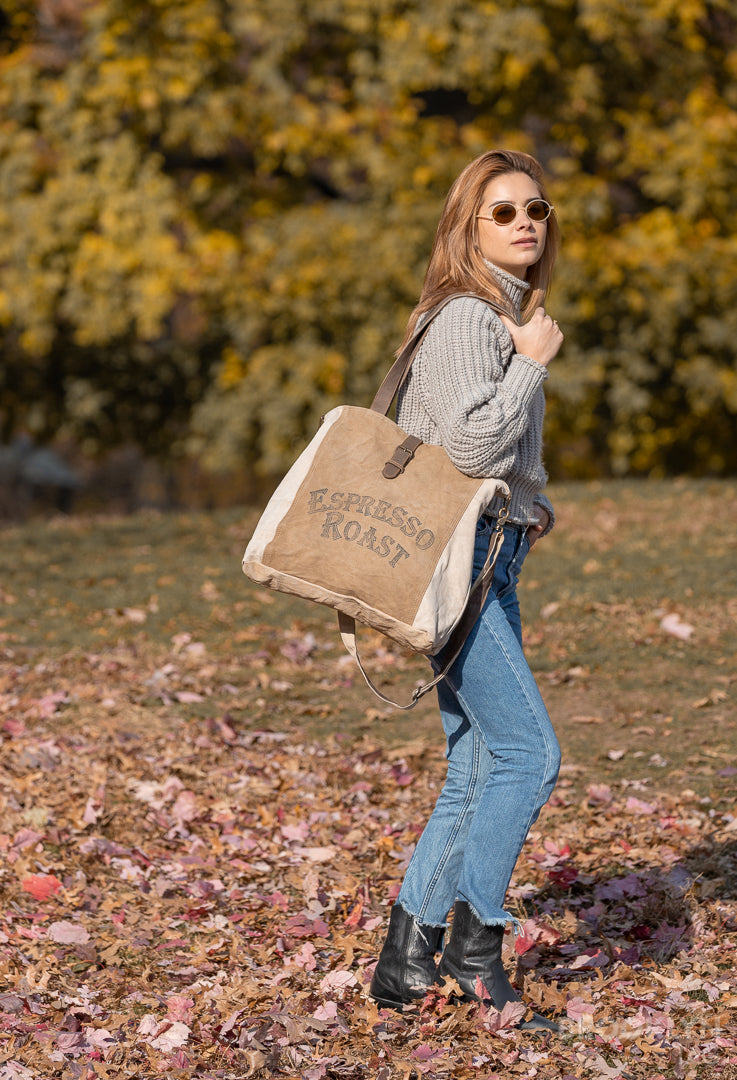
[436,901,560,1032]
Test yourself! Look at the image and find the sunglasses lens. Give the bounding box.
[491,203,517,225]
[526,200,550,221]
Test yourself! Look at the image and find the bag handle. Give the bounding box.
[370,293,510,416]
[337,493,510,710]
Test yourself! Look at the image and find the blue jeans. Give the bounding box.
[396,518,561,928]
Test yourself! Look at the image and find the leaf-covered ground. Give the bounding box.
[0,479,736,1079]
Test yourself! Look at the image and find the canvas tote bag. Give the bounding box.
[243,294,511,709]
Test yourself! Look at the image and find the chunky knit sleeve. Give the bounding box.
[410,296,548,477]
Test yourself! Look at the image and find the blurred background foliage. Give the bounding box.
[1,0,737,497]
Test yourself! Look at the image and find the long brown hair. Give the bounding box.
[399,149,560,351]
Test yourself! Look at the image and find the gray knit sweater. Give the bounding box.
[396,264,555,533]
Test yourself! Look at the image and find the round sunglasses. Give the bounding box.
[476,199,554,226]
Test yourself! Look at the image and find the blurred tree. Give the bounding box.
[0,0,736,478]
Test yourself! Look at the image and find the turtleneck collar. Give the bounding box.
[482,259,530,322]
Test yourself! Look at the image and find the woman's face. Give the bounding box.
[475,171,547,279]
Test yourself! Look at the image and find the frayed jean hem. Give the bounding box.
[395,901,449,932]
[463,899,522,935]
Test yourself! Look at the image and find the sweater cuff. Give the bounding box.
[504,353,548,405]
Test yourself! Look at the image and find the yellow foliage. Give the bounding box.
[0,0,735,476]
[219,347,247,390]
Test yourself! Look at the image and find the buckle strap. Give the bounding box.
[383,435,423,479]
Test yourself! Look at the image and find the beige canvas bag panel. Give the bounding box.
[245,404,509,652]
[243,293,511,709]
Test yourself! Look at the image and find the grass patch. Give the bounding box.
[1,478,735,801]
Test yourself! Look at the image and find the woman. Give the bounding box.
[369,150,563,1031]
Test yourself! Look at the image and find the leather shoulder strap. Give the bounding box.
[370,293,509,416]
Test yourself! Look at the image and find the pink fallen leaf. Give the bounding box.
[48,920,90,944]
[543,840,570,857]
[660,612,693,640]
[166,995,195,1022]
[137,1015,160,1036]
[280,633,317,664]
[318,969,357,993]
[514,926,537,955]
[150,1021,191,1052]
[480,998,527,1031]
[391,764,414,786]
[14,829,44,849]
[281,822,310,842]
[82,797,103,825]
[625,797,657,815]
[171,791,198,823]
[84,1029,116,1054]
[55,1032,85,1053]
[566,996,596,1022]
[313,1001,338,1021]
[283,913,330,938]
[22,874,61,901]
[411,1044,447,1061]
[290,942,317,971]
[568,950,608,970]
[34,691,69,718]
[0,1064,35,1079]
[515,918,562,954]
[267,890,289,911]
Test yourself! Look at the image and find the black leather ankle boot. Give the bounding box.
[369,904,445,1008]
[435,901,559,1032]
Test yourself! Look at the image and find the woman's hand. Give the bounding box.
[501,307,563,368]
[526,505,551,548]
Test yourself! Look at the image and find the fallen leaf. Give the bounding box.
[566,996,597,1022]
[692,689,728,708]
[293,845,339,863]
[318,969,358,993]
[150,1021,191,1051]
[479,998,527,1031]
[166,995,195,1022]
[22,874,61,901]
[47,921,90,944]
[660,612,694,640]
